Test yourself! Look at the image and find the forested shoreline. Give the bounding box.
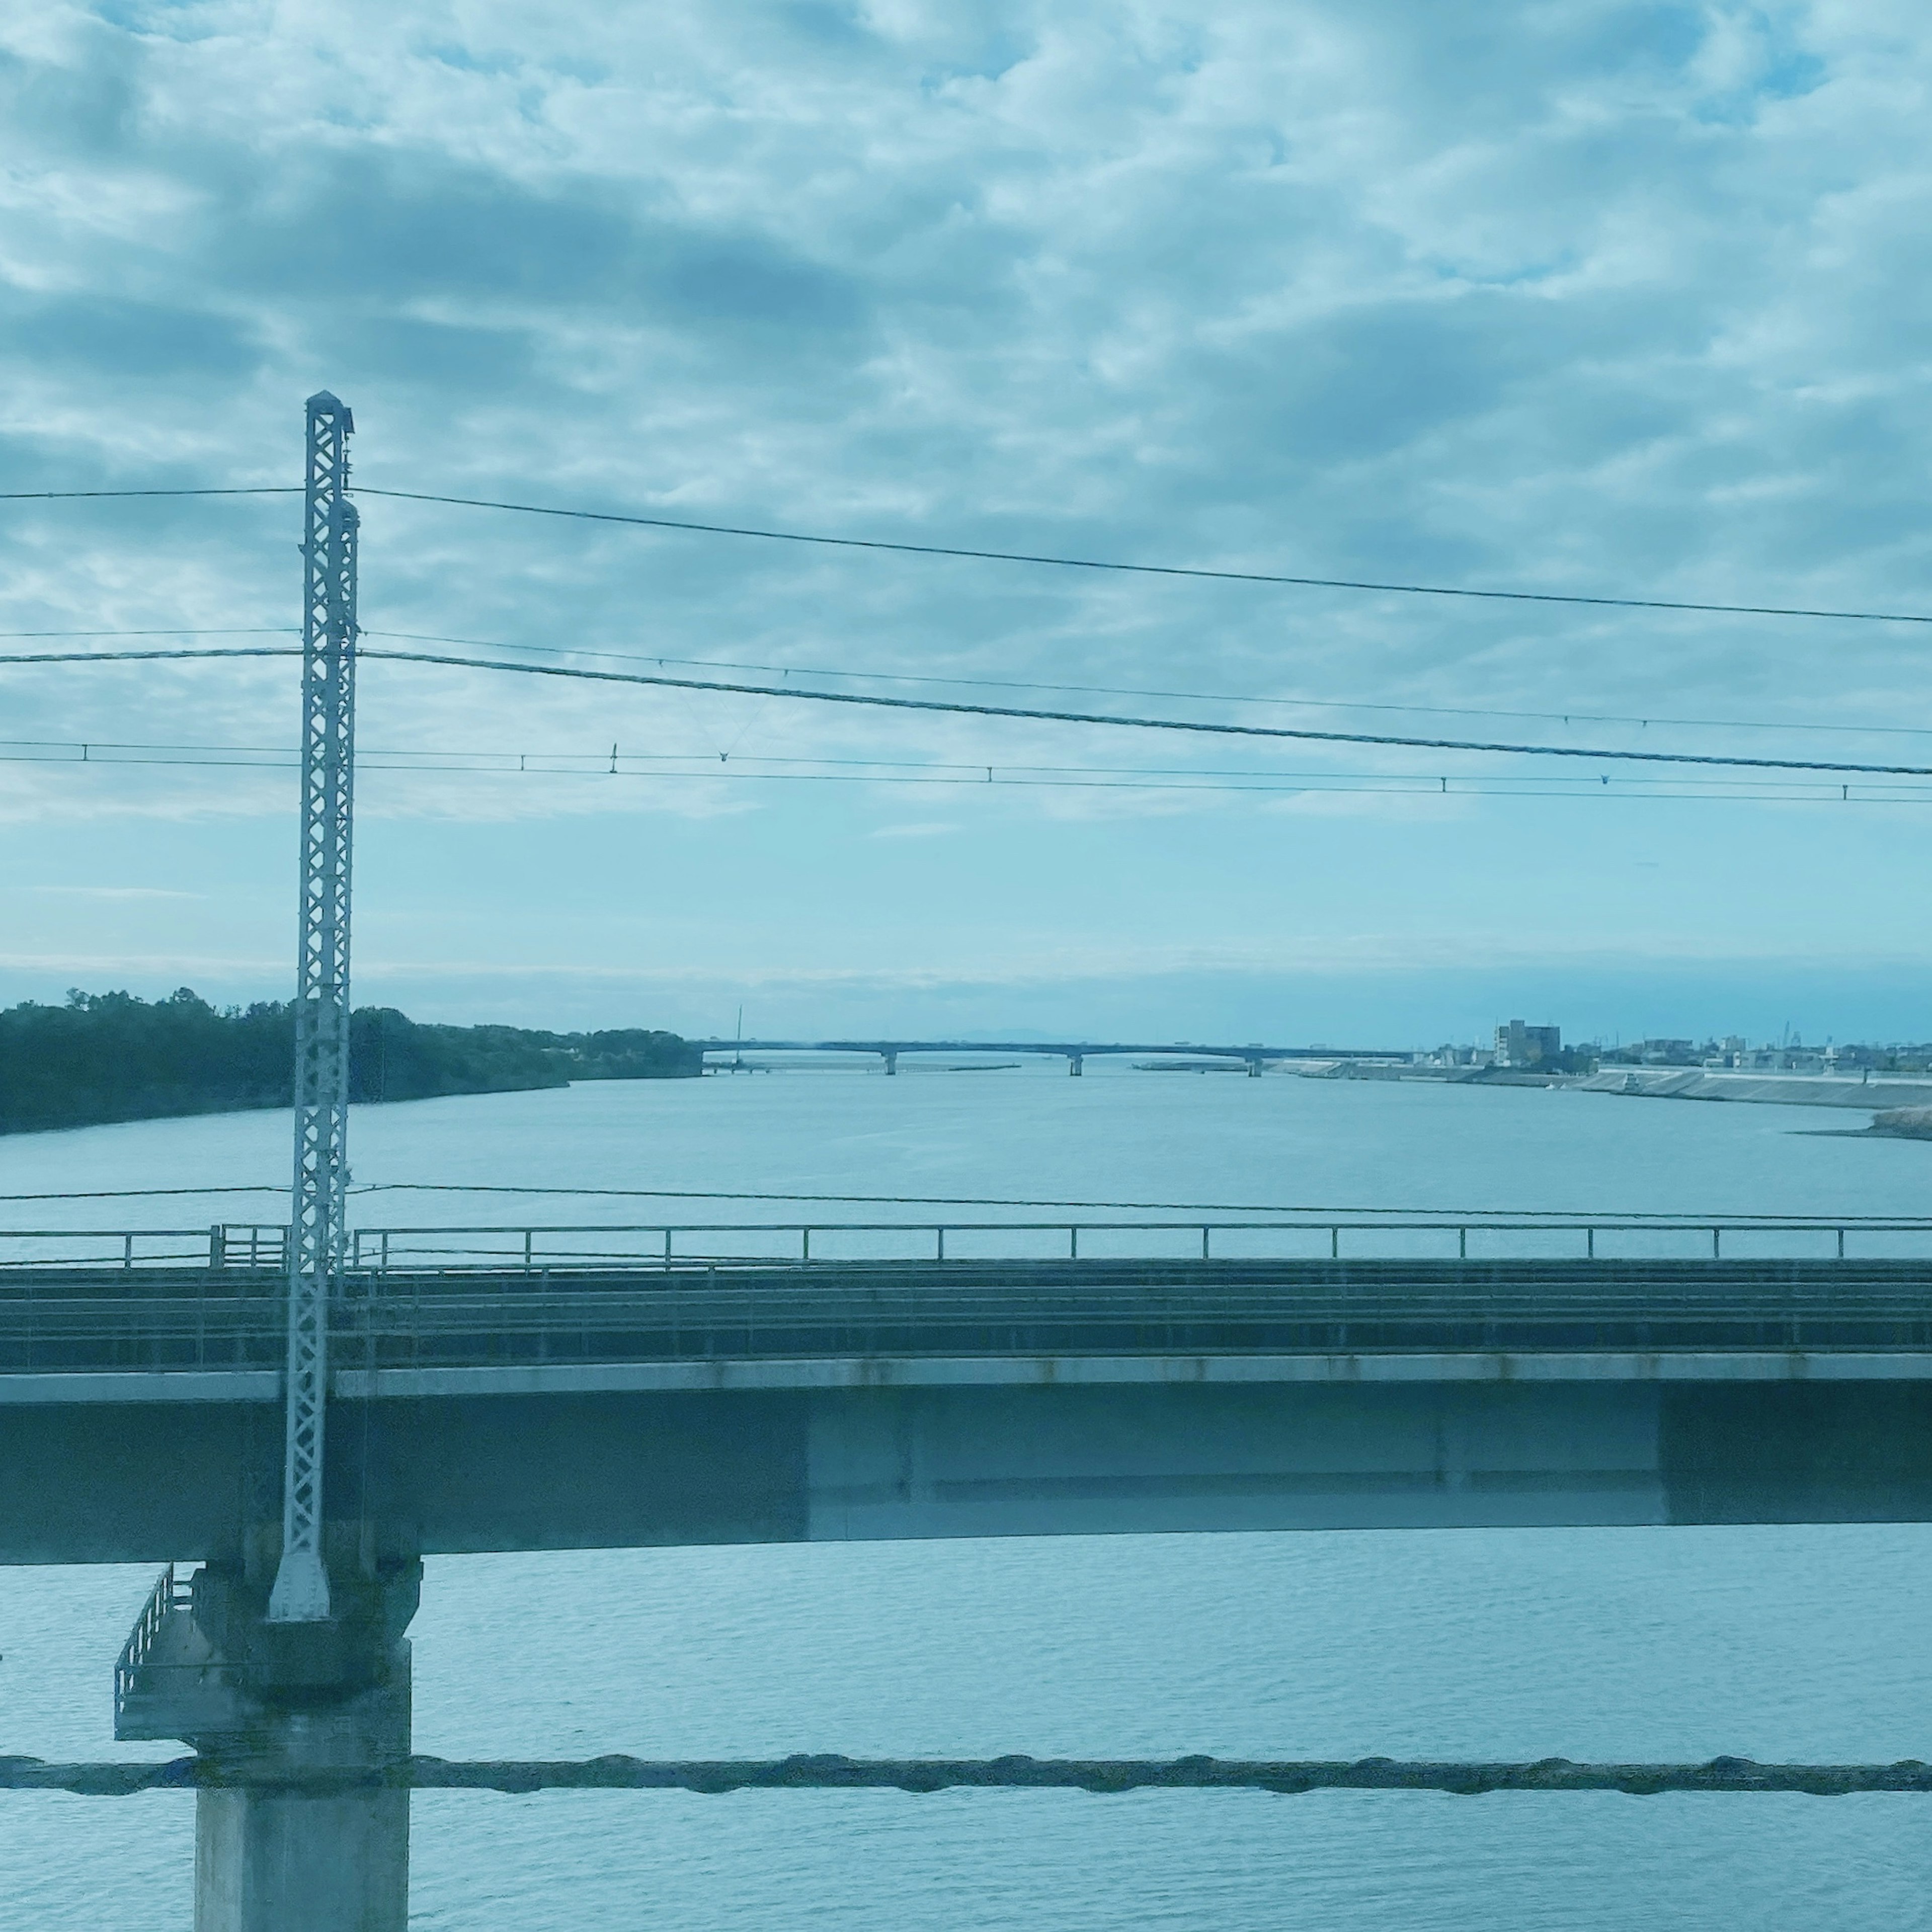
[0,989,703,1135]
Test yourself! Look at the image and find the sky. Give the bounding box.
[2,1,1930,1046]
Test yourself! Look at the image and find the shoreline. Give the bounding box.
[1307,1060,1932,1116]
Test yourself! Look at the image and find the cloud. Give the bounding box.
[6,3,1932,1025]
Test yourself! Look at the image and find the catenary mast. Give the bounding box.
[268,390,359,1623]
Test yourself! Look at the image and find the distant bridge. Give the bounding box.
[691,1038,1413,1074]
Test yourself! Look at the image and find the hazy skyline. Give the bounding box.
[4,4,1930,1044]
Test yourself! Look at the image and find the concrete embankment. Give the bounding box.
[1570,1070,1932,1110]
[1303,1061,1932,1115]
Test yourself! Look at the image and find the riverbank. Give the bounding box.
[1303,1059,1932,1112]
[0,990,702,1136]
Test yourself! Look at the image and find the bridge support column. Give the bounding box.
[195,1663,411,1932]
[1246,1058,1262,1077]
[1068,1053,1083,1076]
[882,1050,898,1076]
[117,1557,421,1932]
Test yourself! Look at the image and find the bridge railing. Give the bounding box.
[0,1223,287,1271]
[337,1216,1932,1271]
[10,1216,1932,1274]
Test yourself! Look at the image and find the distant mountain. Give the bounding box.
[0,989,702,1135]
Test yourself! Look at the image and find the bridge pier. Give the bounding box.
[1068,1053,1083,1076]
[882,1050,898,1076]
[118,1555,421,1931]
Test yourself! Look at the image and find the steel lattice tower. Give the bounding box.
[268,391,359,1624]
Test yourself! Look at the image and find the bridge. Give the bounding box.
[15,394,1928,1924]
[693,1037,1410,1074]
[8,1216,1932,1571]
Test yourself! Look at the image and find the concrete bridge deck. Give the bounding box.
[7,1234,1932,1565]
[7,1255,1932,1392]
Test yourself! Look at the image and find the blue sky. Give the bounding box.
[3,2,1930,1045]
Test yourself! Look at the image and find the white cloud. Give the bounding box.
[5,3,1932,1024]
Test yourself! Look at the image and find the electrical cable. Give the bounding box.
[0,647,299,665]
[366,631,1932,745]
[0,487,299,501]
[4,629,1932,757]
[353,646,1932,778]
[6,471,1929,628]
[353,1183,1920,1223]
[351,487,1932,627]
[11,640,1932,779]
[0,1186,287,1202]
[2,744,1920,801]
[12,732,1923,792]
[1,624,1922,746]
[0,628,297,640]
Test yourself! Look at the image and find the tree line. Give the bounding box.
[0,988,703,1135]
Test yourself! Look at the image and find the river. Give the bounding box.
[3,1066,1928,1927]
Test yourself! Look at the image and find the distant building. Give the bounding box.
[1638,1038,1697,1066]
[1495,1020,1561,1069]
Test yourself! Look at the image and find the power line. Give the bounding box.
[8,472,1929,627]
[10,731,1919,788]
[0,487,300,501]
[369,630,1932,745]
[0,1186,287,1202]
[0,627,296,639]
[353,646,1932,779]
[0,647,298,665]
[355,1184,1918,1221]
[351,486,1932,627]
[17,623,1926,746]
[4,736,1922,802]
[10,640,1932,778]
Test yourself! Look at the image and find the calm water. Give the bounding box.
[3,1068,1930,1927]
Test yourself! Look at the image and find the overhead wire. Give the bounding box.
[0,627,298,640]
[350,1183,1927,1221]
[2,734,1925,802]
[8,624,1930,747]
[0,487,300,501]
[350,486,1932,627]
[6,470,1930,625]
[9,641,1932,780]
[348,645,1932,779]
[366,631,1932,745]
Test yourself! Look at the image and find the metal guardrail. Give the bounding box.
[7,1231,1932,1376]
[342,1217,1932,1270]
[0,1224,286,1272]
[10,1216,1932,1273]
[113,1564,191,1730]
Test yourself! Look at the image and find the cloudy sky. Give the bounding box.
[2,2,1929,1044]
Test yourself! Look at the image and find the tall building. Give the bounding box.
[1495,1019,1561,1068]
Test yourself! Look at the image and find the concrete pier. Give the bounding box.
[118,1557,421,1931]
[195,1666,411,1932]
